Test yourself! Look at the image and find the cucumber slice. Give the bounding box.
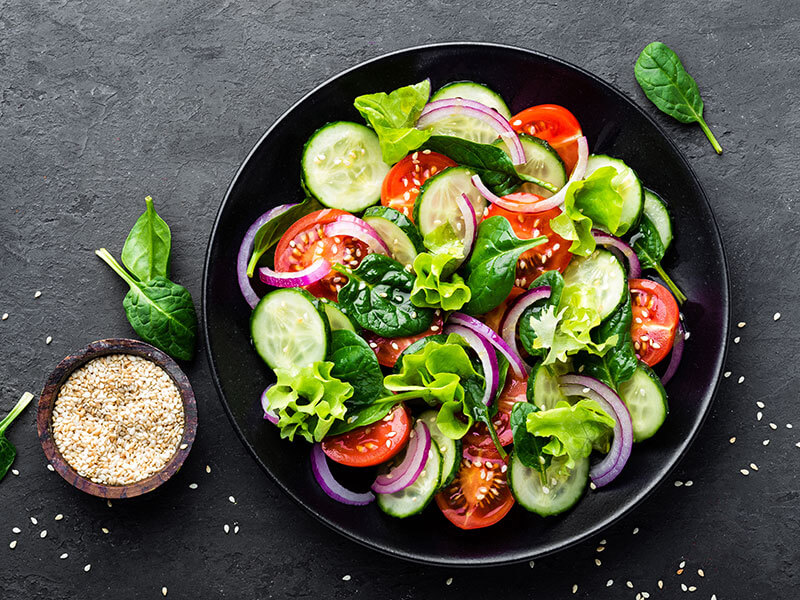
[425,82,510,144]
[432,81,512,118]
[414,166,487,259]
[508,453,589,517]
[643,189,673,250]
[377,443,442,518]
[562,249,627,320]
[250,288,329,371]
[584,155,643,235]
[322,302,355,332]
[618,363,668,442]
[301,121,390,212]
[530,363,569,410]
[495,134,566,198]
[362,206,424,268]
[418,410,462,488]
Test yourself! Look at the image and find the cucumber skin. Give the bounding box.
[362,205,425,252]
[376,444,443,518]
[507,453,589,517]
[620,363,668,443]
[412,165,475,227]
[431,81,512,118]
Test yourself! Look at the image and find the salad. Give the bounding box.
[236,79,686,530]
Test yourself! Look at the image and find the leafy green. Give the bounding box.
[422,136,521,196]
[95,249,198,361]
[333,253,434,337]
[577,294,638,388]
[121,196,171,281]
[326,402,397,437]
[410,252,471,311]
[265,361,352,443]
[354,79,432,164]
[519,270,565,361]
[328,329,387,407]
[526,399,615,471]
[632,216,688,303]
[634,41,722,154]
[462,216,545,315]
[246,197,324,277]
[510,402,550,478]
[0,392,34,482]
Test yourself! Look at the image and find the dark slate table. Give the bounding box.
[1,1,796,597]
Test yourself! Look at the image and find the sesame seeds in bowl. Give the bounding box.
[37,339,197,498]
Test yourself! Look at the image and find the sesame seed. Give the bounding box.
[769,423,777,430]
[572,584,578,594]
[688,586,697,592]
[627,581,634,589]
[107,500,112,508]
[596,546,605,552]
[35,290,42,298]
[723,371,731,378]
[342,575,351,581]
[740,468,750,476]
[9,540,17,549]
[1,313,7,320]
[10,469,19,476]
[606,579,613,587]
[685,480,694,486]
[738,376,745,384]
[11,527,20,534]
[46,336,53,345]
[679,560,686,568]
[224,524,230,534]
[60,553,68,559]
[84,564,91,572]
[162,587,168,596]
[729,437,736,443]
[788,423,794,429]
[30,517,38,525]
[47,464,54,472]
[595,558,602,566]
[796,442,800,448]
[234,524,239,534]
[40,530,47,538]
[774,312,781,321]
[681,583,688,591]
[658,580,663,589]
[179,443,188,450]
[763,439,770,446]
[589,482,597,490]
[446,577,453,586]
[228,496,236,504]
[529,560,535,568]
[633,527,640,534]
[674,480,683,487]
[756,401,765,408]
[189,483,198,489]
[206,465,212,473]
[698,568,705,577]
[757,412,763,421]
[101,527,109,534]
[750,463,758,471]
[737,321,746,328]
[733,336,740,343]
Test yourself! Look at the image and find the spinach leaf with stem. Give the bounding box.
[0,392,34,482]
[121,196,171,282]
[95,248,198,360]
[328,329,387,407]
[634,41,722,154]
[631,216,687,303]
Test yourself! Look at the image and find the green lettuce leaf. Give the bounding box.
[410,252,472,311]
[354,80,432,165]
[265,361,352,443]
[525,399,615,471]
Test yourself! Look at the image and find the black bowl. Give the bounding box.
[202,43,729,566]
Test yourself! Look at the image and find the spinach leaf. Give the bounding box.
[462,216,545,315]
[121,196,171,281]
[510,401,550,477]
[326,402,396,437]
[410,252,471,311]
[634,42,722,154]
[632,216,688,303]
[0,392,34,482]
[333,253,434,337]
[95,249,198,361]
[246,197,324,277]
[328,329,387,407]
[423,136,521,196]
[461,374,506,458]
[354,79,432,164]
[577,294,638,388]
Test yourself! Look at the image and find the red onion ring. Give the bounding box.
[259,259,331,288]
[236,204,297,309]
[447,312,527,379]
[661,321,685,385]
[261,385,279,424]
[592,230,642,279]
[456,192,478,262]
[325,218,390,257]
[558,375,633,488]
[499,286,552,361]
[417,98,526,165]
[371,420,431,494]
[311,444,375,506]
[444,324,499,406]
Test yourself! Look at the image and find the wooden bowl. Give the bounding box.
[37,338,197,499]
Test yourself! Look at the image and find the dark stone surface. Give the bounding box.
[0,0,796,597]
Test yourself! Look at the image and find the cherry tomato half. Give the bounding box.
[510,104,583,173]
[274,209,368,301]
[629,279,680,366]
[381,151,457,220]
[321,404,411,467]
[363,314,444,368]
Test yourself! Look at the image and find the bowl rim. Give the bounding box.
[201,41,730,566]
[37,337,197,499]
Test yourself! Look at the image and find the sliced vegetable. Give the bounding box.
[372,420,431,494]
[642,189,673,249]
[508,453,588,516]
[448,312,527,379]
[496,134,566,196]
[618,363,669,442]
[509,104,583,172]
[377,443,442,518]
[661,321,685,385]
[431,81,511,118]
[591,230,641,279]
[443,325,499,408]
[630,278,679,366]
[362,205,424,267]
[379,151,457,220]
[418,409,463,489]
[529,363,569,410]
[500,286,552,362]
[562,249,627,321]
[322,404,411,467]
[322,302,355,332]
[582,155,644,235]
[258,259,331,288]
[363,314,444,368]
[311,443,375,506]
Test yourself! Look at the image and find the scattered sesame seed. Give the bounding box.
[84,564,91,572]
[206,465,211,473]
[589,482,597,490]
[737,321,746,328]
[788,423,794,429]
[529,560,535,568]
[596,545,605,552]
[572,584,578,594]
[750,463,758,471]
[342,575,351,581]
[60,553,68,559]
[685,480,693,487]
[40,530,47,538]
[30,517,38,525]
[763,439,770,446]
[633,527,640,534]
[11,469,19,476]
[698,568,705,577]
[677,569,684,575]
[162,587,168,596]
[733,336,740,343]
[107,500,112,508]
[679,560,686,568]
[756,401,765,409]
[46,336,52,345]
[723,371,731,378]
[658,580,663,589]
[101,528,109,534]
[446,577,453,586]
[228,496,236,504]
[54,514,63,521]
[595,558,602,566]
[688,586,697,592]
[11,527,20,534]
[606,579,614,587]
[740,468,750,476]
[9,540,17,549]
[224,524,230,534]
[757,412,763,421]
[681,583,688,591]
[769,423,777,430]
[600,539,606,544]
[729,437,736,443]
[774,312,781,321]
[234,525,239,534]
[47,464,54,472]
[1,313,7,320]
[35,290,42,298]
[627,581,634,589]
[738,376,745,384]
[189,483,198,489]
[674,480,683,487]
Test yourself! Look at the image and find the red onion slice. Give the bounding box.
[448,312,528,379]
[325,218,390,257]
[417,98,526,165]
[592,230,642,279]
[558,375,633,488]
[499,286,552,361]
[661,321,685,385]
[259,259,330,288]
[444,324,499,406]
[371,420,431,494]
[456,193,478,260]
[236,204,297,309]
[311,444,375,506]
[261,385,279,424]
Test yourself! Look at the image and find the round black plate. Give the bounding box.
[202,43,729,567]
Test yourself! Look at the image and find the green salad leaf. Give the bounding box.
[121,196,171,282]
[577,294,638,388]
[462,216,545,315]
[632,216,687,303]
[328,329,387,407]
[510,401,550,477]
[354,79,432,165]
[0,392,34,482]
[410,252,472,311]
[526,399,615,471]
[634,41,722,154]
[265,361,352,443]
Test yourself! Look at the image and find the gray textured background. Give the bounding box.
[1,0,798,597]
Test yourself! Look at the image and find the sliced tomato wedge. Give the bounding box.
[486,201,572,287]
[463,375,527,453]
[436,450,514,530]
[321,404,410,467]
[381,151,457,220]
[510,104,583,173]
[274,209,368,302]
[629,279,679,366]
[363,314,444,368]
